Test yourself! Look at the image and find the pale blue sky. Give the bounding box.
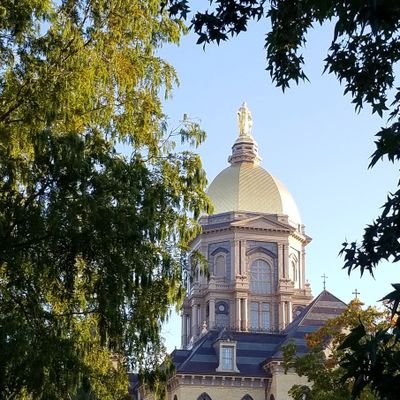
[160,19,398,351]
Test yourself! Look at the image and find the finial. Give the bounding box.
[229,102,261,165]
[321,273,328,291]
[237,102,253,138]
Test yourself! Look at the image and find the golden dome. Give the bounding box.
[207,163,301,224]
[207,103,301,224]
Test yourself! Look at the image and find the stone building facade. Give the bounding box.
[182,102,313,347]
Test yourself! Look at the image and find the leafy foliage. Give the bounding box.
[339,325,400,400]
[283,300,386,400]
[0,1,211,398]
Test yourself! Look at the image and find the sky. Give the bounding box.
[159,17,399,352]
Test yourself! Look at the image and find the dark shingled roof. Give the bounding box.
[172,329,285,376]
[173,290,347,376]
[271,290,347,359]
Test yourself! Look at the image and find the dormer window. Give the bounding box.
[215,339,240,373]
[221,345,234,369]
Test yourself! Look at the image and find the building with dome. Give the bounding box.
[132,103,347,400]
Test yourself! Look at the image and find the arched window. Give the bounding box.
[291,260,297,282]
[173,396,178,400]
[214,254,226,278]
[250,259,272,294]
[197,393,212,400]
[290,254,300,288]
[241,395,254,400]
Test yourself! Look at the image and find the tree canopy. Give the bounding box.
[284,300,387,400]
[0,1,211,398]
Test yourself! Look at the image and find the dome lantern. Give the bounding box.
[208,102,302,225]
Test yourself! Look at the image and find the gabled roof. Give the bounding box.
[271,290,348,359]
[172,291,347,376]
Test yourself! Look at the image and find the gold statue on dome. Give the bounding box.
[237,102,253,137]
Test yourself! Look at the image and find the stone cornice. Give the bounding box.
[200,224,310,244]
[168,374,269,390]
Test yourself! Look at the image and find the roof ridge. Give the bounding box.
[284,290,347,332]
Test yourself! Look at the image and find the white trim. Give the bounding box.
[215,340,240,373]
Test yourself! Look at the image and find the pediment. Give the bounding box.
[230,215,292,232]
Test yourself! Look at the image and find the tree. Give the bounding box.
[0,1,211,398]
[283,300,387,400]
[338,288,400,399]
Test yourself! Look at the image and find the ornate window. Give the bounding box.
[250,302,258,329]
[214,254,226,278]
[197,393,212,400]
[262,303,270,329]
[250,302,271,330]
[250,259,272,294]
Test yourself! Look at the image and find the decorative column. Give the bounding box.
[278,243,284,278]
[281,301,286,329]
[235,297,241,331]
[288,302,293,324]
[240,240,246,276]
[233,240,239,277]
[197,304,201,332]
[283,244,289,279]
[242,298,248,331]
[191,304,197,337]
[186,314,191,340]
[301,250,306,288]
[181,313,186,347]
[209,298,215,329]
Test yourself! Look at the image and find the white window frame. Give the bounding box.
[215,340,240,373]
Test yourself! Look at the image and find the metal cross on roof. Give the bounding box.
[321,273,328,291]
[352,289,360,299]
